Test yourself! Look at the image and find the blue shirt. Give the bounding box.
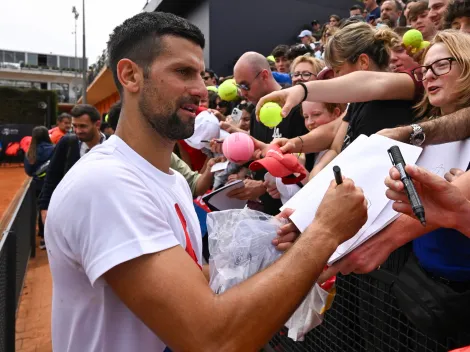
[273,72,292,85]
[414,228,470,282]
[366,7,380,22]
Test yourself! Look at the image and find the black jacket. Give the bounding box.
[38,135,80,210]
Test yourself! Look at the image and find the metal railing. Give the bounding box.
[0,179,36,352]
[266,245,470,352]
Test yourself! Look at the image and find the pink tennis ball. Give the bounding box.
[222,132,255,163]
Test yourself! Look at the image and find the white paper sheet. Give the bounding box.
[202,180,247,211]
[211,161,229,173]
[327,138,470,264]
[283,135,422,236]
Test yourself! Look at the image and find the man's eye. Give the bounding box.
[177,68,189,76]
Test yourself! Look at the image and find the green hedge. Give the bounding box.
[0,87,58,127]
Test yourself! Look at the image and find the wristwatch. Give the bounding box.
[409,124,425,146]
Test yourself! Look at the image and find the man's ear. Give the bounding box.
[117,59,142,94]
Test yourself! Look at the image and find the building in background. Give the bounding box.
[0,49,87,109]
[86,0,353,115]
[144,0,353,76]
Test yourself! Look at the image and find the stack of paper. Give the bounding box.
[282,135,470,265]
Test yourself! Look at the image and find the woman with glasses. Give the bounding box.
[290,55,325,85]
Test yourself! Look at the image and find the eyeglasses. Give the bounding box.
[411,57,457,82]
[290,71,316,81]
[236,71,263,91]
[217,101,229,108]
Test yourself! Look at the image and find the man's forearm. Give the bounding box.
[195,172,213,197]
[211,223,338,351]
[420,108,470,145]
[387,107,470,145]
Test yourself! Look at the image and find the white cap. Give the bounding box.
[185,111,222,150]
[298,30,313,38]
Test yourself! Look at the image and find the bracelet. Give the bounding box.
[298,82,309,102]
[297,136,304,154]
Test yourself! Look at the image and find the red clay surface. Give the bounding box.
[0,165,52,351]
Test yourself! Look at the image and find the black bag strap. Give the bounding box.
[64,135,78,175]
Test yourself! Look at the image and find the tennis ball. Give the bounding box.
[419,40,430,50]
[403,29,423,49]
[222,132,255,163]
[207,86,218,93]
[260,102,283,128]
[218,79,238,101]
[267,55,275,63]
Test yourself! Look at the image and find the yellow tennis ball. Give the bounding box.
[260,102,283,128]
[105,114,109,123]
[207,86,218,93]
[267,55,275,63]
[218,79,238,101]
[403,29,423,48]
[419,40,430,50]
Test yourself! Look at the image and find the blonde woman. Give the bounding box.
[290,55,325,85]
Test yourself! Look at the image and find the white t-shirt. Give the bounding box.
[45,135,202,352]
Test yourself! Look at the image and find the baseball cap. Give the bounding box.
[249,145,307,184]
[185,111,222,149]
[298,30,313,38]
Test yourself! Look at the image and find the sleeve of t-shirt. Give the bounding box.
[69,161,180,286]
[402,70,424,101]
[342,103,354,123]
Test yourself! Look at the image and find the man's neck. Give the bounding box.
[115,106,173,173]
[267,80,282,94]
[85,132,102,149]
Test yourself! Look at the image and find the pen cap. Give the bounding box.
[388,145,406,166]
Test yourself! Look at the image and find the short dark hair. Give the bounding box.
[407,0,428,21]
[70,104,101,123]
[350,4,363,11]
[205,68,219,82]
[272,44,290,59]
[330,14,341,21]
[58,113,72,122]
[107,101,122,131]
[445,0,470,28]
[107,12,205,94]
[286,44,314,61]
[311,20,319,26]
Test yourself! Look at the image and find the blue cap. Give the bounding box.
[298,30,313,38]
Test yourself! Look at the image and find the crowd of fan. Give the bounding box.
[22,0,470,346]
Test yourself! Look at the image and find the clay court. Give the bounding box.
[0,165,52,352]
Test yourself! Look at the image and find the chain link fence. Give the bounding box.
[266,245,470,352]
[0,180,36,352]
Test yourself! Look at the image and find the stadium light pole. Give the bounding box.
[72,6,79,78]
[81,0,87,104]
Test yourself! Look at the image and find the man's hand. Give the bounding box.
[255,84,305,120]
[377,125,412,143]
[41,210,47,224]
[227,179,266,200]
[386,165,470,231]
[404,44,426,64]
[314,178,368,247]
[205,156,227,173]
[264,181,281,199]
[210,139,224,154]
[444,168,465,183]
[273,208,300,251]
[318,225,398,282]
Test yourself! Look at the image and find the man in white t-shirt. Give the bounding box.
[45,12,368,352]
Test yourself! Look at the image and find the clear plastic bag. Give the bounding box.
[207,208,335,341]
